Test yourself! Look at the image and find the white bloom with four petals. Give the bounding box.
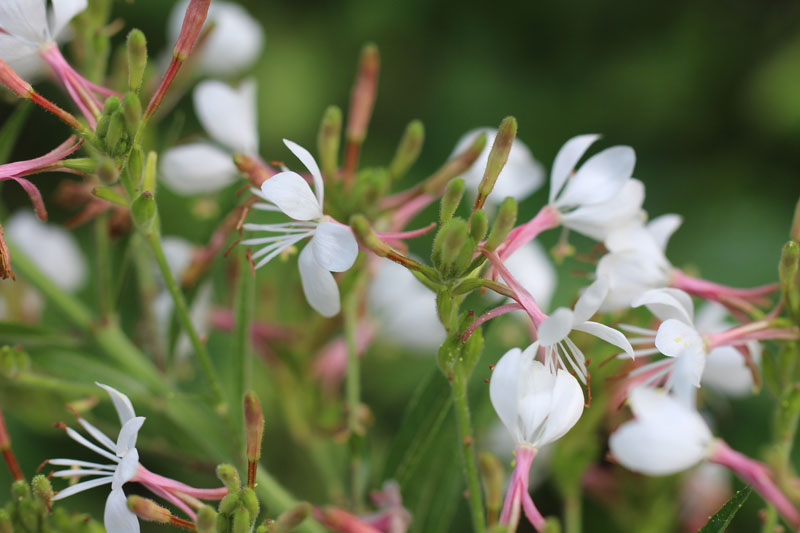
[0,0,86,64]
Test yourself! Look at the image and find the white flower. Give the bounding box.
[537,278,634,383]
[547,134,643,241]
[368,258,445,351]
[242,140,358,317]
[597,214,682,311]
[6,211,86,291]
[50,383,144,533]
[451,127,545,203]
[160,79,258,195]
[167,0,264,78]
[0,0,86,63]
[609,387,713,475]
[490,344,584,447]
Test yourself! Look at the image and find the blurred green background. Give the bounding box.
[2,0,800,531]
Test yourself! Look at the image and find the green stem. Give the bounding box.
[344,279,364,508]
[232,251,254,451]
[564,489,582,533]
[451,370,486,533]
[94,214,113,322]
[145,231,227,413]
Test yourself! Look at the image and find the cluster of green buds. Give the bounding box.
[214,464,259,533]
[0,477,102,533]
[0,347,28,379]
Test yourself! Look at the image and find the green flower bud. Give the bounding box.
[244,392,265,463]
[544,517,562,533]
[350,214,391,257]
[440,178,465,224]
[437,331,460,380]
[271,502,312,533]
[389,120,424,180]
[123,92,142,137]
[217,513,233,533]
[317,105,342,179]
[454,237,477,276]
[61,158,98,173]
[128,146,144,188]
[142,151,158,195]
[484,197,517,251]
[196,506,218,533]
[780,240,799,316]
[241,487,259,518]
[219,493,239,515]
[103,96,121,115]
[126,29,148,92]
[469,210,487,243]
[18,499,38,531]
[94,115,110,140]
[97,157,119,183]
[0,510,10,533]
[474,116,517,211]
[217,464,241,494]
[440,218,468,269]
[31,475,53,506]
[131,191,156,233]
[127,495,170,523]
[11,479,30,500]
[478,452,504,521]
[104,111,126,154]
[232,506,251,533]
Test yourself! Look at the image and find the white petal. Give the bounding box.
[702,346,755,397]
[502,242,557,311]
[283,139,324,207]
[536,369,584,446]
[633,288,694,324]
[0,33,38,63]
[65,427,119,463]
[48,458,116,470]
[112,449,139,488]
[489,347,523,442]
[78,418,117,452]
[105,488,140,533]
[549,134,600,204]
[115,417,145,457]
[96,383,136,424]
[559,179,645,241]
[51,476,112,501]
[646,214,682,252]
[538,308,573,346]
[311,221,358,273]
[554,145,635,208]
[298,245,341,317]
[694,301,730,334]
[260,171,323,221]
[573,321,634,359]
[517,358,557,444]
[0,0,49,44]
[50,0,87,38]
[193,79,259,154]
[654,319,704,358]
[160,143,239,195]
[572,278,608,324]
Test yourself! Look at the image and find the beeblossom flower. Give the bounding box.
[161,79,258,195]
[167,0,264,78]
[450,127,545,203]
[242,139,358,317]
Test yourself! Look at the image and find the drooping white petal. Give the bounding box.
[0,0,50,45]
[283,139,325,207]
[559,179,645,241]
[115,417,145,457]
[654,319,704,358]
[310,221,358,273]
[536,369,584,446]
[297,244,340,317]
[104,488,140,533]
[95,383,136,424]
[450,128,545,203]
[193,79,259,154]
[549,134,600,204]
[573,321,635,359]
[260,171,323,221]
[160,143,239,195]
[489,347,523,442]
[51,476,112,501]
[50,0,88,39]
[537,308,573,346]
[572,278,608,324]
[6,211,86,291]
[112,449,139,489]
[646,214,682,252]
[633,288,694,324]
[554,145,635,208]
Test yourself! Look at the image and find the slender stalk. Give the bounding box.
[451,370,486,533]
[232,250,254,447]
[94,213,113,322]
[344,278,365,507]
[146,231,227,414]
[564,489,582,533]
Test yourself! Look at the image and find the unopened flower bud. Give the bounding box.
[422,132,487,196]
[780,240,799,315]
[389,120,424,180]
[241,487,259,518]
[346,44,379,145]
[61,158,98,174]
[142,151,158,194]
[469,210,488,243]
[131,191,156,233]
[0,510,10,533]
[544,517,562,533]
[350,215,391,257]
[18,499,37,531]
[216,464,241,494]
[271,502,312,533]
[474,116,517,211]
[219,493,239,515]
[174,0,212,60]
[234,153,272,187]
[126,29,148,92]
[31,475,53,507]
[123,92,142,137]
[128,146,144,187]
[317,106,342,179]
[0,226,14,281]
[478,452,504,523]
[484,197,517,251]
[0,60,33,99]
[438,218,468,269]
[197,506,218,533]
[103,96,121,116]
[11,479,30,499]
[244,391,264,463]
[440,178,465,224]
[128,495,171,523]
[232,506,251,533]
[104,111,126,154]
[97,158,119,183]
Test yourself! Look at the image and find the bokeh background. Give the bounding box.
[1,0,800,531]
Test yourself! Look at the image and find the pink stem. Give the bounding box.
[134,465,228,500]
[375,222,436,241]
[709,440,800,528]
[500,445,542,530]
[389,194,435,230]
[521,491,546,532]
[40,45,101,127]
[462,303,523,342]
[143,482,198,521]
[671,270,778,303]
[483,249,548,328]
[498,205,561,261]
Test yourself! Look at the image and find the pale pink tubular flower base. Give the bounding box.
[709,440,800,528]
[671,270,778,305]
[498,204,561,261]
[484,249,548,329]
[131,464,227,521]
[500,445,545,532]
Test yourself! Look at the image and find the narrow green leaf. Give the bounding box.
[0,102,32,165]
[698,486,752,532]
[92,186,130,207]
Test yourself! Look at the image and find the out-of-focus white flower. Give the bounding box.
[0,0,86,64]
[168,0,264,78]
[609,387,713,476]
[451,127,545,203]
[596,214,682,311]
[242,140,358,317]
[161,79,258,195]
[368,258,445,351]
[537,278,634,383]
[498,241,557,312]
[6,211,86,291]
